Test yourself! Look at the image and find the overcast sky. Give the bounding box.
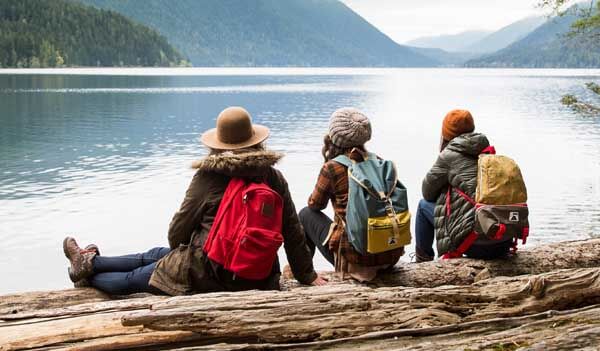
[341,0,545,43]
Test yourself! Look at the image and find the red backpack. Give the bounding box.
[203,178,284,280]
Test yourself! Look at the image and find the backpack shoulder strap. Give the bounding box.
[332,155,352,168]
[481,146,496,155]
[203,178,245,249]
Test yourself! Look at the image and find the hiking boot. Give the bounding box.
[63,237,96,283]
[73,244,100,288]
[415,247,434,263]
[82,243,100,256]
[73,278,91,288]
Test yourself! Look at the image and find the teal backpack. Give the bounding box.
[333,151,411,255]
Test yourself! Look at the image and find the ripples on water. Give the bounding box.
[1,68,599,293]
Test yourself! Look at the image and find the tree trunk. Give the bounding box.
[365,238,600,288]
[1,267,599,350]
[1,238,599,351]
[121,268,600,344]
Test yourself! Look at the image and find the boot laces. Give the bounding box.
[79,249,96,255]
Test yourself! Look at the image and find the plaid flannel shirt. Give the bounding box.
[308,157,403,266]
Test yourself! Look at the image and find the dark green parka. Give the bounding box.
[421,133,489,255]
[149,150,317,296]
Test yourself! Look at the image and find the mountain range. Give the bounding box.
[466,7,600,68]
[3,0,598,68]
[463,16,546,54]
[405,30,492,53]
[78,0,436,67]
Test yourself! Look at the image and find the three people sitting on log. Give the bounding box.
[63,106,527,295]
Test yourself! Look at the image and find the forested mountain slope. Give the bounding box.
[79,0,437,67]
[0,0,186,68]
[466,8,600,68]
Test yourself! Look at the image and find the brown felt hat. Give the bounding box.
[200,107,269,150]
[441,109,475,141]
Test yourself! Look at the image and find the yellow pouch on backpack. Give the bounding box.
[476,155,527,205]
[367,211,411,254]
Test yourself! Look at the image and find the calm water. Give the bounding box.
[1,68,599,294]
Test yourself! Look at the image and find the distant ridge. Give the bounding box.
[466,5,600,68]
[78,0,437,67]
[465,16,546,54]
[405,30,491,52]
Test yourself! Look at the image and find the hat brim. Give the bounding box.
[200,124,270,150]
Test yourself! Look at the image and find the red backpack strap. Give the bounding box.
[442,231,478,259]
[442,186,478,259]
[481,146,496,155]
[521,226,529,245]
[453,187,476,206]
[203,178,245,252]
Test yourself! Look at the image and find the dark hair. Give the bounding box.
[209,143,265,156]
[321,134,365,162]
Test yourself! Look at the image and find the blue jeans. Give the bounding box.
[90,247,170,295]
[414,199,512,259]
[415,199,436,258]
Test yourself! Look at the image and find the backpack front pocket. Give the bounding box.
[229,228,283,280]
[366,211,411,254]
[475,205,529,241]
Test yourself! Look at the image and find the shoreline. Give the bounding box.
[2,67,600,77]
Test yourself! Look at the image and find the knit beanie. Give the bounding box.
[328,108,372,148]
[442,109,475,141]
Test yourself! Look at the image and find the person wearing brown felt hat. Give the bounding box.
[200,106,270,151]
[62,106,326,296]
[414,109,513,263]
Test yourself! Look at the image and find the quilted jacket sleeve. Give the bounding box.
[422,153,450,202]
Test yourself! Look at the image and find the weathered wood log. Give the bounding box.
[177,305,600,350]
[120,268,600,344]
[1,238,599,350]
[0,288,110,316]
[367,238,600,288]
[1,268,599,350]
[2,238,598,316]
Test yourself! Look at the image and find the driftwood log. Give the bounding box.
[0,238,599,350]
[365,238,600,288]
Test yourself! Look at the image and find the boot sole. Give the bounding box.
[63,237,82,282]
[63,236,73,259]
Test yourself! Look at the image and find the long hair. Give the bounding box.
[321,135,365,162]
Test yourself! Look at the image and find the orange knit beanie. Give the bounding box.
[441,109,475,141]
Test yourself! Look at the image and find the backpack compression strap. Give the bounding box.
[441,186,479,259]
[442,145,498,259]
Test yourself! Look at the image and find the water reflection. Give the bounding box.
[0,69,599,294]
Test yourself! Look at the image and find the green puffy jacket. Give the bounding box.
[421,133,490,255]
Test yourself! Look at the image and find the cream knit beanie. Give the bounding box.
[328,107,372,148]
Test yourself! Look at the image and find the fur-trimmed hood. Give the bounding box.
[191,150,284,177]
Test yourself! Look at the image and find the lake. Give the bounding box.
[1,68,599,294]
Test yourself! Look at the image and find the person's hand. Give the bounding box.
[310,274,328,286]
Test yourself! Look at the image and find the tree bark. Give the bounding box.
[121,268,600,344]
[365,238,600,288]
[1,238,599,351]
